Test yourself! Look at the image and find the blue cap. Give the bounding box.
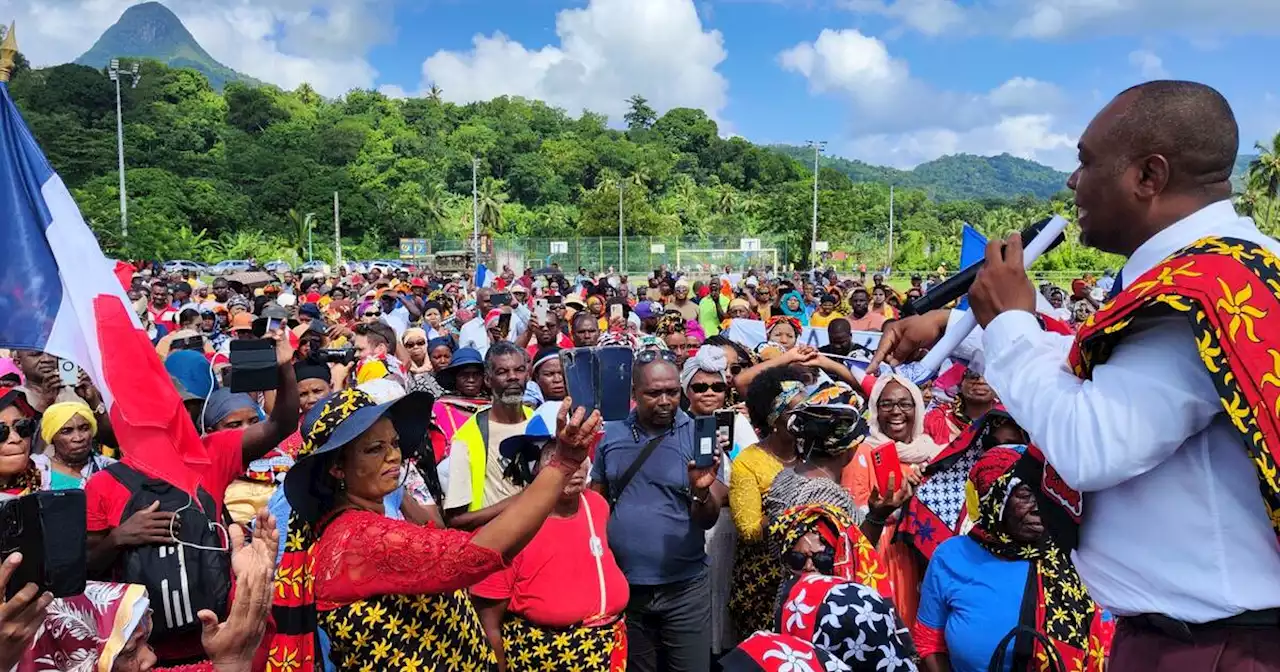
[499,401,560,463]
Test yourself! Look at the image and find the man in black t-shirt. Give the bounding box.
[819,318,854,357]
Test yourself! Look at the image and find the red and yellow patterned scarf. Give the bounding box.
[1065,236,1280,548]
[768,503,892,600]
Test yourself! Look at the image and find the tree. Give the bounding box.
[1248,132,1280,230]
[624,95,657,133]
[287,208,316,260]
[477,177,509,233]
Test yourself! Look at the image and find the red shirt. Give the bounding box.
[471,490,629,628]
[85,429,246,533]
[525,333,574,358]
[83,429,245,663]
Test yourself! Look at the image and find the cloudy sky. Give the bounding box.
[6,0,1279,170]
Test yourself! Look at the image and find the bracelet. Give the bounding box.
[689,489,710,505]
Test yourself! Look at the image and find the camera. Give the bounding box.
[314,348,357,365]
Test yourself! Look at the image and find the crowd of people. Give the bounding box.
[1,80,1277,672]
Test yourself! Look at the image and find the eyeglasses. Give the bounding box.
[782,547,836,574]
[876,400,916,412]
[689,382,728,394]
[0,419,36,443]
[634,349,678,365]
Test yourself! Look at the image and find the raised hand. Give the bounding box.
[866,311,951,370]
[552,397,603,469]
[0,553,53,671]
[199,509,279,672]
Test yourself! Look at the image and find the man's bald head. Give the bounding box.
[1103,80,1237,195]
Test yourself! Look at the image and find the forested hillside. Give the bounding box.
[10,58,1127,271]
[771,146,1070,201]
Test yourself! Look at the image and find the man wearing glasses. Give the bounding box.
[589,353,725,672]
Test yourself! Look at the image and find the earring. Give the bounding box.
[338,480,346,492]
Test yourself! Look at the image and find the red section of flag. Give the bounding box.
[94,293,207,498]
[112,261,135,294]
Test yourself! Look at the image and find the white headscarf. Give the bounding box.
[867,373,942,464]
[680,345,728,391]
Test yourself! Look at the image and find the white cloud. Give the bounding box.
[844,0,1280,39]
[780,28,1079,168]
[2,0,390,97]
[416,0,729,124]
[1128,49,1168,80]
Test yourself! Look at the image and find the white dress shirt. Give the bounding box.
[977,200,1280,623]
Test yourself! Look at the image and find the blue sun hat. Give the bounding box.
[498,401,564,485]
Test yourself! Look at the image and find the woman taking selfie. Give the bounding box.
[274,388,601,671]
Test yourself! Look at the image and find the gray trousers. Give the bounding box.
[625,571,712,672]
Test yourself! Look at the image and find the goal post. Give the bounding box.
[675,248,779,274]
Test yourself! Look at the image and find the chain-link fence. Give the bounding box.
[421,236,791,276]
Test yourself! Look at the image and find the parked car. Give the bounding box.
[162,260,207,275]
[209,260,254,275]
[264,260,292,273]
[298,261,331,276]
[368,260,406,275]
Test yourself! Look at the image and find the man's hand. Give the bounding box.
[268,327,295,366]
[687,452,722,494]
[199,509,279,672]
[112,501,177,546]
[75,370,104,410]
[867,311,951,370]
[0,553,53,671]
[969,232,1037,328]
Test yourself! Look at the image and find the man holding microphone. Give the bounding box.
[874,81,1280,669]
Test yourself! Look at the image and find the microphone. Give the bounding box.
[902,216,1067,316]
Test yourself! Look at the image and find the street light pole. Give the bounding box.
[472,158,480,261]
[618,179,624,273]
[107,59,140,239]
[806,140,826,269]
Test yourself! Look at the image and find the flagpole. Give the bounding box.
[333,191,342,269]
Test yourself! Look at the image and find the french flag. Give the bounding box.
[0,72,205,496]
[475,262,495,289]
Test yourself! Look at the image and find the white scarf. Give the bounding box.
[867,373,942,464]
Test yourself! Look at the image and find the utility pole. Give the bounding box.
[618,179,625,273]
[888,185,895,275]
[472,158,481,261]
[806,140,826,268]
[107,59,141,238]
[333,191,342,269]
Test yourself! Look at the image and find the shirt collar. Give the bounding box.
[626,408,691,440]
[1120,199,1247,291]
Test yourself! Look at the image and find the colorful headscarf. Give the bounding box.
[767,380,806,429]
[39,401,98,444]
[656,313,686,336]
[965,446,1108,672]
[20,582,150,672]
[720,632,848,672]
[786,383,869,458]
[776,574,917,672]
[765,315,802,341]
[779,291,810,326]
[768,503,891,599]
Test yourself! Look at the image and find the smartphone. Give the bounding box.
[535,298,549,324]
[267,317,282,332]
[0,496,44,600]
[714,409,736,456]
[58,359,78,388]
[693,416,718,469]
[871,441,903,497]
[546,295,563,305]
[610,303,624,321]
[491,293,512,307]
[497,312,512,338]
[229,339,280,393]
[560,348,598,418]
[595,347,634,422]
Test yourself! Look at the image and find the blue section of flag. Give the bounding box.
[957,223,987,311]
[475,262,488,288]
[0,82,62,350]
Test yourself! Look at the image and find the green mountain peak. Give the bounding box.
[74,2,258,90]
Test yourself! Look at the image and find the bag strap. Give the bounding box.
[477,408,492,461]
[105,462,149,491]
[987,625,1067,672]
[608,434,665,510]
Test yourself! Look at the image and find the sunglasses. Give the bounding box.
[782,547,836,574]
[634,349,678,365]
[728,363,745,376]
[364,311,382,318]
[0,419,37,443]
[689,382,728,394]
[404,340,427,347]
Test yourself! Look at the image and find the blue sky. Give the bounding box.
[10,0,1280,170]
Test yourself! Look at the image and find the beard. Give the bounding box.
[498,388,525,405]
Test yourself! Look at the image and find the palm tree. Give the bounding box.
[427,84,444,104]
[477,177,509,232]
[1248,132,1280,229]
[419,182,449,233]
[285,208,316,260]
[713,183,740,217]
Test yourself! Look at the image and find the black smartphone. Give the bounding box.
[0,496,44,600]
[595,347,634,422]
[560,348,598,418]
[714,409,736,455]
[229,339,280,393]
[491,293,512,307]
[693,416,718,469]
[497,312,512,338]
[546,295,563,305]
